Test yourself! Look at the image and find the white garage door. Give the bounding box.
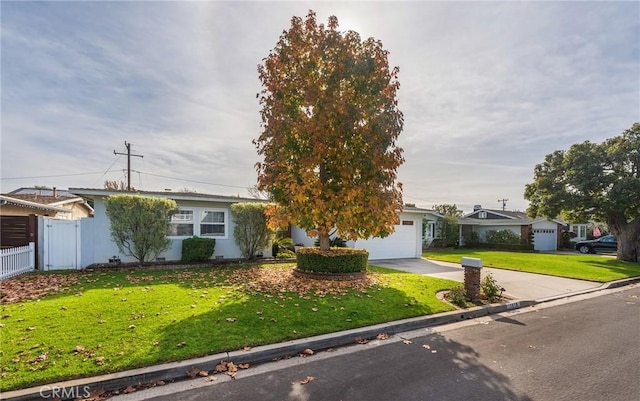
[355,219,419,260]
[533,228,557,251]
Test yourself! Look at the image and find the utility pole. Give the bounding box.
[497,198,509,211]
[114,141,143,191]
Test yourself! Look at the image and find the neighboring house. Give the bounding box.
[292,206,437,260]
[457,205,575,251]
[1,187,93,219]
[69,188,271,267]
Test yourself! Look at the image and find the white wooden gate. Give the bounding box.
[41,218,81,270]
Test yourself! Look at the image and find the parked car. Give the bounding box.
[575,235,617,254]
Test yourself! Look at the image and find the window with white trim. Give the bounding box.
[200,210,226,237]
[168,210,194,236]
[478,211,487,219]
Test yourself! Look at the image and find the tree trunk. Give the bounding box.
[318,231,331,251]
[608,215,640,262]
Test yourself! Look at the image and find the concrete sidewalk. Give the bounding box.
[372,258,602,300]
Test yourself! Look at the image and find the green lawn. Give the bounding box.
[423,249,640,282]
[0,263,457,391]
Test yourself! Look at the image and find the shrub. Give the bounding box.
[463,231,480,247]
[480,273,503,303]
[105,195,178,266]
[447,285,467,307]
[231,203,273,259]
[296,247,368,274]
[272,236,295,257]
[464,243,534,251]
[485,229,520,245]
[182,236,216,263]
[275,248,296,259]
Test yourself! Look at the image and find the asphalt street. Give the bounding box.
[115,285,640,401]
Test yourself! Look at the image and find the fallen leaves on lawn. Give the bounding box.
[1,273,80,303]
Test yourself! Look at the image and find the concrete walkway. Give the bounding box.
[372,258,602,300]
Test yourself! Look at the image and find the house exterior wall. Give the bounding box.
[83,197,270,267]
[0,204,61,218]
[58,203,92,220]
[291,212,424,259]
[475,225,521,242]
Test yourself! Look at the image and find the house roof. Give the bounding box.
[9,187,76,198]
[69,188,262,204]
[3,187,94,214]
[402,206,443,216]
[464,208,529,219]
[0,194,72,213]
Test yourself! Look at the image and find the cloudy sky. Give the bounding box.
[1,1,638,213]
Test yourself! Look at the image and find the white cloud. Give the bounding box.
[1,1,638,213]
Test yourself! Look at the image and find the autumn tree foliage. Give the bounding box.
[254,11,404,251]
[525,123,640,262]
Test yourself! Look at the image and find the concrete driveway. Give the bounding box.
[371,258,602,301]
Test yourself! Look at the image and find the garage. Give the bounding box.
[290,210,425,260]
[354,217,422,260]
[533,228,557,251]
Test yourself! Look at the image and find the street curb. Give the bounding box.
[3,277,638,401]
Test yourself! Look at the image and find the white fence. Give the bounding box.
[1,242,35,280]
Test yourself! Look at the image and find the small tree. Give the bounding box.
[432,204,464,218]
[231,203,273,260]
[435,216,459,247]
[105,195,177,266]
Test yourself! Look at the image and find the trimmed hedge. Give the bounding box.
[463,243,534,251]
[181,236,216,262]
[296,247,368,274]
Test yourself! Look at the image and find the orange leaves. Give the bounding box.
[256,10,404,243]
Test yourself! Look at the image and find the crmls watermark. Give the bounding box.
[39,385,91,399]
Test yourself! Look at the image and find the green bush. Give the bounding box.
[447,285,467,307]
[296,247,368,274]
[485,229,521,245]
[464,243,534,251]
[480,273,503,302]
[181,236,216,263]
[463,231,480,247]
[275,248,296,259]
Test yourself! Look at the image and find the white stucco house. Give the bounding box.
[457,205,586,251]
[70,188,271,267]
[70,188,436,266]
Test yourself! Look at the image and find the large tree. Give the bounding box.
[524,123,640,261]
[254,11,404,251]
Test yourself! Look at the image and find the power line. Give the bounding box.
[138,171,251,190]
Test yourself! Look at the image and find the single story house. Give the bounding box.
[1,187,93,219]
[70,188,436,266]
[70,188,271,267]
[457,205,587,251]
[292,206,441,260]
